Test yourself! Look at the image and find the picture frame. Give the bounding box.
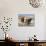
[18,14,35,26]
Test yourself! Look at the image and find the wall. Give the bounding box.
[0,0,46,40]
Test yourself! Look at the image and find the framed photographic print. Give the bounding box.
[18,14,35,26]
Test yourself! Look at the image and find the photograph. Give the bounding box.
[18,14,35,26]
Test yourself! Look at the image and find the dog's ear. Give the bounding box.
[27,18,32,24]
[21,17,24,23]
